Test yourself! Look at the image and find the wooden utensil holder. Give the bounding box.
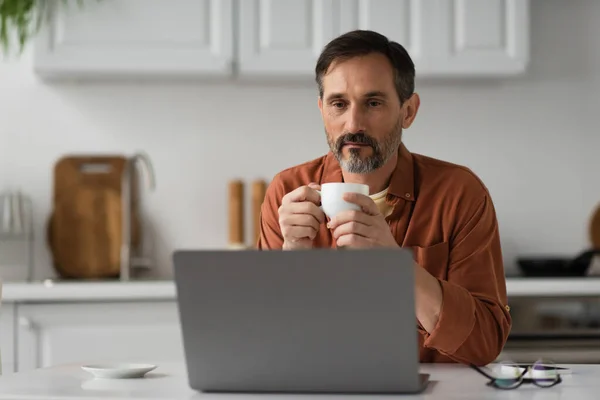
[228,179,268,249]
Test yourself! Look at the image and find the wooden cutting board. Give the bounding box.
[591,202,600,249]
[47,156,140,279]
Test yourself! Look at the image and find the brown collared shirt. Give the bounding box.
[257,143,511,366]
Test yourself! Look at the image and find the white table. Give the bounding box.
[0,362,597,400]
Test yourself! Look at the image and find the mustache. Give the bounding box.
[335,132,378,148]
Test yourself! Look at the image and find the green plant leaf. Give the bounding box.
[0,0,92,57]
[0,0,36,55]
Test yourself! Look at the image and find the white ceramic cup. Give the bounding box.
[318,182,370,219]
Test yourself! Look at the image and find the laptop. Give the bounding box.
[173,249,430,394]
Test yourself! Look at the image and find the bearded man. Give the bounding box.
[257,29,511,367]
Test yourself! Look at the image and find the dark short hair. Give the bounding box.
[315,30,415,104]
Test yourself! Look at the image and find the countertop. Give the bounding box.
[0,280,177,302]
[0,362,595,399]
[1,277,600,302]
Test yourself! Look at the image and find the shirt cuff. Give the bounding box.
[422,279,476,355]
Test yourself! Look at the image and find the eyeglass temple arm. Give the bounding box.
[469,364,529,381]
[469,364,497,380]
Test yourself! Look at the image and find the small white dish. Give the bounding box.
[81,363,157,379]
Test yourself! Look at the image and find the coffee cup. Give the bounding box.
[317,183,369,219]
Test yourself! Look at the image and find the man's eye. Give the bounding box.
[368,101,381,107]
[332,102,345,108]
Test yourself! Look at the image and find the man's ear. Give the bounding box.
[402,93,420,129]
[318,96,323,113]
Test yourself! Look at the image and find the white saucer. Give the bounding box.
[81,363,157,379]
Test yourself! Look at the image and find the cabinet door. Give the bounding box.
[16,302,184,372]
[432,0,529,76]
[33,0,234,79]
[237,0,338,77]
[339,0,529,77]
[338,0,427,66]
[0,303,15,375]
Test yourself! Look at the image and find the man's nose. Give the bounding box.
[345,105,367,133]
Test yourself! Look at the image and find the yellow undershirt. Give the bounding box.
[370,187,394,218]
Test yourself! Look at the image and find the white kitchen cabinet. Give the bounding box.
[15,301,184,372]
[339,0,529,77]
[33,0,234,79]
[337,0,424,64]
[237,0,339,77]
[430,0,529,76]
[32,0,529,80]
[0,303,15,375]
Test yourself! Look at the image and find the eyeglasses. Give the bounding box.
[470,359,563,390]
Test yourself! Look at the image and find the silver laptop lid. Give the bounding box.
[174,249,424,394]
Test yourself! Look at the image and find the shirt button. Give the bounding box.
[505,305,511,312]
[405,193,411,198]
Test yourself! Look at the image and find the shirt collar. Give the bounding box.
[320,142,415,202]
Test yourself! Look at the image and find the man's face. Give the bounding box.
[318,53,404,174]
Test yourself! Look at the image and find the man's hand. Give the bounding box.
[327,192,398,248]
[278,183,326,250]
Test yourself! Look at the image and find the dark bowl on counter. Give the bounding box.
[517,258,589,277]
[517,249,600,277]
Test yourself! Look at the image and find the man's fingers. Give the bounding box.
[284,226,318,241]
[342,192,380,216]
[285,202,325,223]
[328,209,371,229]
[279,213,321,232]
[282,184,321,205]
[278,202,325,225]
[336,234,371,248]
[332,221,370,239]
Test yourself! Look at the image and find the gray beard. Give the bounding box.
[338,148,383,173]
[327,120,403,174]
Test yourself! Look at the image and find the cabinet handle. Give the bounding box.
[18,317,36,331]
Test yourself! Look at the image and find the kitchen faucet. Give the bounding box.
[120,152,156,281]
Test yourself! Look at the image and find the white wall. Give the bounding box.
[0,0,598,280]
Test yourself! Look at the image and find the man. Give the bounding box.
[257,30,511,366]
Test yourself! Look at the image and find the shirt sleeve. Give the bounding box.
[419,194,512,366]
[256,175,285,250]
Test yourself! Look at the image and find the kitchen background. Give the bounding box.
[1,0,600,374]
[0,0,597,280]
